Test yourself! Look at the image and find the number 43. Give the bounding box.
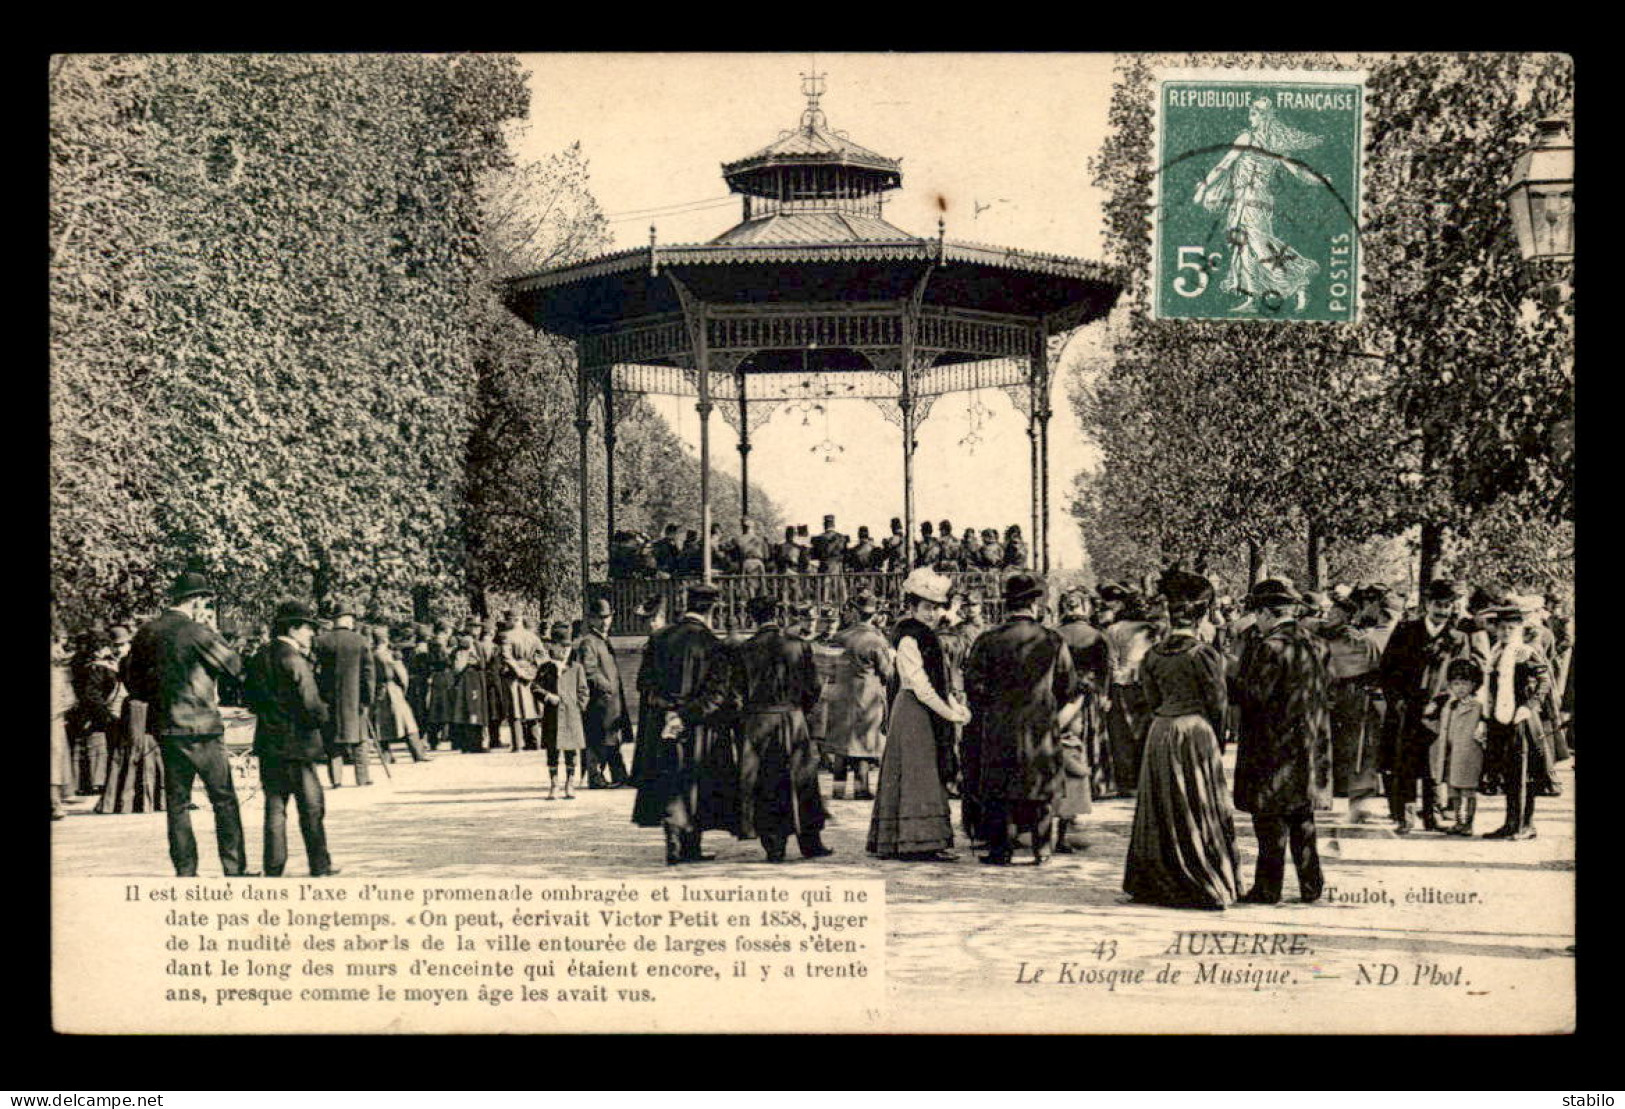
[1172,246,1222,298]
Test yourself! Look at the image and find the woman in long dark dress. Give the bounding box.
[1123,572,1243,910]
[867,569,969,862]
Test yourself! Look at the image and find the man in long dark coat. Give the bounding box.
[244,600,337,878]
[963,572,1081,865]
[314,603,375,786]
[577,598,633,787]
[1232,579,1331,904]
[631,584,740,864]
[1056,588,1114,810]
[500,614,545,750]
[1377,578,1485,833]
[124,571,249,877]
[733,594,834,862]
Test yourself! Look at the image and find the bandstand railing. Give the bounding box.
[597,570,1012,636]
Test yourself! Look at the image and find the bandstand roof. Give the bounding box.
[505,238,1121,339]
[721,119,903,195]
[503,77,1121,345]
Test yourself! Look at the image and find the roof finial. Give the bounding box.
[800,69,827,132]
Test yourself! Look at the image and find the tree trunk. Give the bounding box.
[1247,539,1264,589]
[1305,520,1325,591]
[1418,520,1446,593]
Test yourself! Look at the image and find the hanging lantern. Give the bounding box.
[1505,117,1574,263]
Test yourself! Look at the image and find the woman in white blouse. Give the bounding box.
[866,569,971,862]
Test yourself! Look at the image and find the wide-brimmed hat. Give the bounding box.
[272,599,319,630]
[850,590,879,615]
[1097,582,1130,603]
[1159,569,1214,610]
[1423,578,1462,603]
[684,583,719,611]
[1247,579,1302,608]
[586,597,614,619]
[1002,571,1046,607]
[168,571,215,604]
[901,567,952,604]
[1486,594,1541,623]
[633,596,665,619]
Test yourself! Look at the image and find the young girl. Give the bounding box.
[535,622,588,799]
[1425,657,1487,836]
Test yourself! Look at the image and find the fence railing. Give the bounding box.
[597,570,1012,635]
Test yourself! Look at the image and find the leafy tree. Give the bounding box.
[51,53,530,631]
[50,55,166,629]
[1360,52,1574,582]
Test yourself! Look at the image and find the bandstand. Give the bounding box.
[504,76,1122,627]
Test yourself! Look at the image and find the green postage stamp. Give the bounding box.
[1153,69,1365,323]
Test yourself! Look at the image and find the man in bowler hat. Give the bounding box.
[576,597,633,787]
[964,571,1081,865]
[1233,580,1331,903]
[244,601,338,877]
[122,571,250,877]
[632,583,740,864]
[313,601,375,787]
[1377,578,1484,833]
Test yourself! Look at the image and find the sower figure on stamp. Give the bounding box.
[314,601,376,786]
[245,601,338,878]
[576,598,633,788]
[1232,580,1331,904]
[123,572,250,877]
[733,594,834,863]
[631,583,741,865]
[963,572,1080,866]
[1378,579,1484,834]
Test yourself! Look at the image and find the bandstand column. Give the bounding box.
[1034,324,1052,575]
[602,370,617,547]
[899,361,917,573]
[737,365,751,522]
[575,360,593,618]
[695,313,714,582]
[1027,370,1040,574]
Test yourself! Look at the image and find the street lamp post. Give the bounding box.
[1505,117,1574,264]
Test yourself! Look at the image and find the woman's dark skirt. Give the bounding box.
[1123,713,1243,910]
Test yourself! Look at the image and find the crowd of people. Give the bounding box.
[617,565,1576,898]
[52,562,1574,909]
[609,515,1033,578]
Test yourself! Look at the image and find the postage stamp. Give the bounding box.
[1152,69,1365,323]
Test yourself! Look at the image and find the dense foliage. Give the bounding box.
[52,55,787,633]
